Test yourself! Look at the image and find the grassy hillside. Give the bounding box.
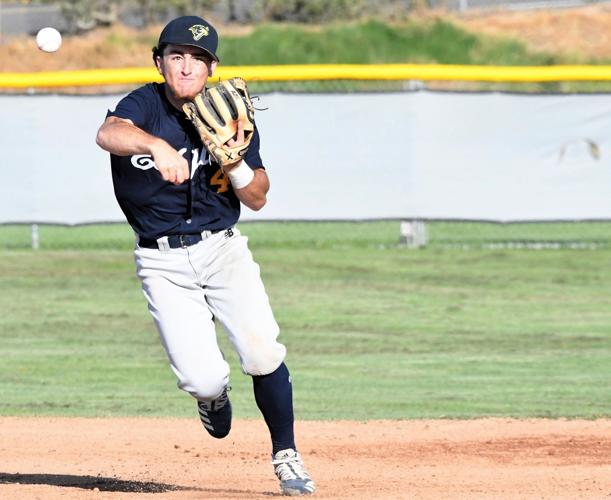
[218,20,561,66]
[5,12,610,92]
[0,16,578,74]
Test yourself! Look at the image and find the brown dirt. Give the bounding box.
[1,417,610,499]
[0,25,160,73]
[0,21,256,74]
[450,4,611,60]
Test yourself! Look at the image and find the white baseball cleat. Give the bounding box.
[272,448,316,496]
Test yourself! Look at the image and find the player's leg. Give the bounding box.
[202,228,315,495]
[197,229,285,374]
[134,247,232,438]
[252,362,295,453]
[254,364,315,495]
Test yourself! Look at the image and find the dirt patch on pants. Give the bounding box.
[0,417,609,499]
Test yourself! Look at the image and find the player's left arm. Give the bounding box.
[231,167,269,211]
[224,120,269,211]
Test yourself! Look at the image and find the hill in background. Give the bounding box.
[1,5,611,73]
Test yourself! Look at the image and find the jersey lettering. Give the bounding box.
[210,169,230,193]
[130,147,209,177]
[131,155,156,170]
[190,148,209,179]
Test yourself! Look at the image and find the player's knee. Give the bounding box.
[175,363,229,401]
[180,374,228,401]
[241,341,287,376]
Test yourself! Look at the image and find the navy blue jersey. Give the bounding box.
[106,83,263,240]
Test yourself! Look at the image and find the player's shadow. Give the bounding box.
[0,472,187,493]
[0,472,277,496]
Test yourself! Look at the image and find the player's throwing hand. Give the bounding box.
[150,139,190,185]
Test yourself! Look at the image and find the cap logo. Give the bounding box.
[188,24,209,41]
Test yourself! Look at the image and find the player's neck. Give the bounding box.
[163,84,188,111]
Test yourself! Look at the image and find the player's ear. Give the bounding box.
[210,60,218,76]
[153,45,165,74]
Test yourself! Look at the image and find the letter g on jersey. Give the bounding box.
[131,155,156,170]
[131,148,208,177]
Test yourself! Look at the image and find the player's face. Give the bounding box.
[157,44,217,102]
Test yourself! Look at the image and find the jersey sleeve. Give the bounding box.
[245,126,264,169]
[106,85,154,130]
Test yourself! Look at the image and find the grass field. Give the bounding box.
[1,222,610,420]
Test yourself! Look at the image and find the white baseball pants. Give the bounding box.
[134,227,286,402]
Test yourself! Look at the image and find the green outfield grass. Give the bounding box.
[1,222,610,420]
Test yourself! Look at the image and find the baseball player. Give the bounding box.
[95,15,315,496]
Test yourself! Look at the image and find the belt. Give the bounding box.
[138,229,228,250]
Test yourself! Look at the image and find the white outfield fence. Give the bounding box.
[2,91,611,219]
[2,65,611,247]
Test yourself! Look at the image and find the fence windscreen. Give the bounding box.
[2,89,611,247]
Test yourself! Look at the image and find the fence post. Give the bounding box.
[400,220,427,248]
[31,224,39,250]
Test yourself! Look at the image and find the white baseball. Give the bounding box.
[36,27,62,53]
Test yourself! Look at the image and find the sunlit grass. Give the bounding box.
[1,223,610,419]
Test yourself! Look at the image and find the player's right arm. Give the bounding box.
[96,116,189,185]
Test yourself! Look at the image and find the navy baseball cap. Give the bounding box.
[157,16,219,62]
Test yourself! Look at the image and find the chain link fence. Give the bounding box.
[2,221,610,250]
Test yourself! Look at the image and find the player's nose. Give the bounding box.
[181,56,193,74]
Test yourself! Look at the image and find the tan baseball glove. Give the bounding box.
[183,77,255,170]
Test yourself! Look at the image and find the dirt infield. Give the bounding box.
[0,418,609,499]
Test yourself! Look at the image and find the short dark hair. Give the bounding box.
[152,44,167,64]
